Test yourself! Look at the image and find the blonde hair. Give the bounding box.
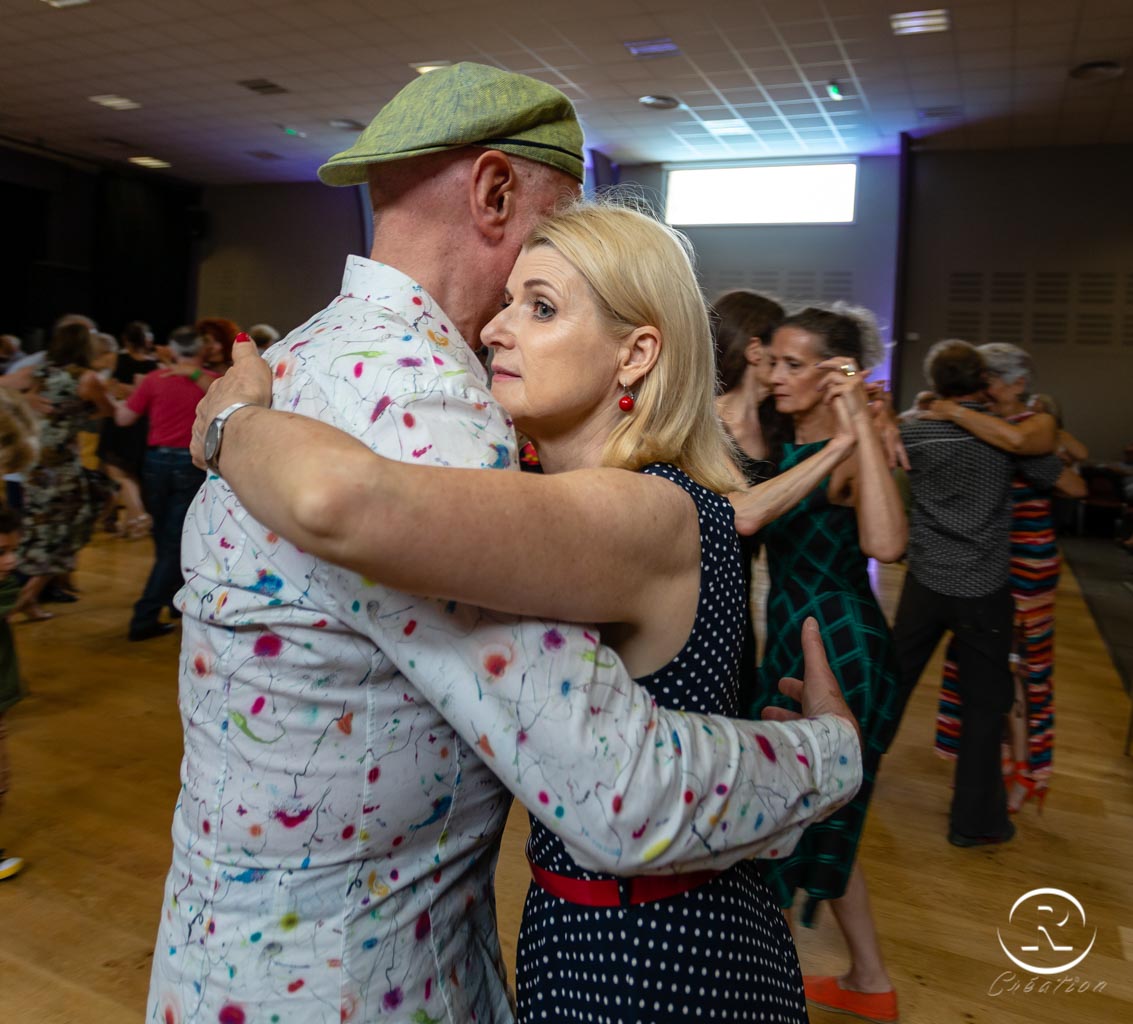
[525,200,738,494]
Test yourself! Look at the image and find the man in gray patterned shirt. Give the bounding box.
[890,340,1062,846]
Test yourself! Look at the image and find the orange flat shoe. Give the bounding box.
[804,975,899,1023]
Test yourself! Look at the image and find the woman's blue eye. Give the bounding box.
[534,300,555,319]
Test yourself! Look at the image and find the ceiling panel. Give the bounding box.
[0,0,1130,184]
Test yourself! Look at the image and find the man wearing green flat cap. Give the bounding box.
[152,62,589,1024]
[164,61,861,1024]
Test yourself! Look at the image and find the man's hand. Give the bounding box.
[190,333,273,469]
[760,617,863,749]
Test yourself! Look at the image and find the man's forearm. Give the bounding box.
[341,583,864,876]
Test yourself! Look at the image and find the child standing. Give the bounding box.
[0,507,26,879]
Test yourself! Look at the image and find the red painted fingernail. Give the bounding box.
[235,331,252,343]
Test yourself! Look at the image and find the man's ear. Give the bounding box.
[468,150,518,243]
[619,325,662,388]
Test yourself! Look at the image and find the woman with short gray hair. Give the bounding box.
[979,341,1032,390]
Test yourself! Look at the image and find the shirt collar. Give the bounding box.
[337,256,484,385]
[339,254,472,352]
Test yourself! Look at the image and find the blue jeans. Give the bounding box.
[131,447,204,630]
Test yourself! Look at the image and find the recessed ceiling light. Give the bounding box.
[1069,60,1125,81]
[890,9,951,35]
[624,38,681,58]
[409,61,451,75]
[128,156,171,169]
[639,95,681,110]
[826,81,845,101]
[90,94,140,110]
[703,119,751,137]
[329,118,365,130]
[40,0,92,8]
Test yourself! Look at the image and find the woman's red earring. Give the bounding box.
[618,386,635,413]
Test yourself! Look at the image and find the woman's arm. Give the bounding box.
[1057,429,1088,464]
[1053,466,1087,500]
[823,361,908,563]
[925,400,1057,455]
[193,349,700,625]
[77,370,114,417]
[730,432,856,535]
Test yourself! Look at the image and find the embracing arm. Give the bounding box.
[78,370,115,418]
[1057,429,1088,464]
[204,403,696,624]
[212,327,864,875]
[333,570,864,874]
[1053,466,1087,500]
[928,401,1056,455]
[730,432,855,535]
[824,361,907,563]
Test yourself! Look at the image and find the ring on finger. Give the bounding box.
[840,363,857,377]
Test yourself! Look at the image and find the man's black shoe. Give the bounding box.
[128,622,176,642]
[948,821,1016,848]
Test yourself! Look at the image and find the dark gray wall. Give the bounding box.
[0,142,200,345]
[899,146,1133,459]
[196,182,367,336]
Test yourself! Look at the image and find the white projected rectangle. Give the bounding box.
[665,163,858,226]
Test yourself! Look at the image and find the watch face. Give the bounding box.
[204,416,222,466]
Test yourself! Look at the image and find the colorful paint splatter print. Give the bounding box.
[147,257,862,1024]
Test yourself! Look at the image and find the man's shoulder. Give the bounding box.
[899,415,961,441]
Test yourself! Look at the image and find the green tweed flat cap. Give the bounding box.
[318,62,584,186]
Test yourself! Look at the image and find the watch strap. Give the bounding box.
[206,402,256,475]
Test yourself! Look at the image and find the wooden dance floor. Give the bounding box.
[1,533,1131,1023]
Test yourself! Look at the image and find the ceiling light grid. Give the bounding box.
[746,15,856,152]
[5,0,1133,182]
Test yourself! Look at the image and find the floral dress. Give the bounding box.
[19,364,99,576]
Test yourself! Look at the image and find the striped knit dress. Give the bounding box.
[934,409,1058,792]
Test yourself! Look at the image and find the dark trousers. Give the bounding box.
[131,447,204,630]
[891,573,1014,838]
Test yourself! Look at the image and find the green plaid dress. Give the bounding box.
[751,439,900,925]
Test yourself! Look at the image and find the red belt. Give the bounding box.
[527,850,720,907]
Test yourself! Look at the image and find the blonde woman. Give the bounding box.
[190,202,863,1022]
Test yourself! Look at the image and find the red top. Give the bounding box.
[126,368,219,448]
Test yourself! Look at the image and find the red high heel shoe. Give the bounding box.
[1007,761,1047,815]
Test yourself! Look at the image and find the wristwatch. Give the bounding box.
[204,402,256,475]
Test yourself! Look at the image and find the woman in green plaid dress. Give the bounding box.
[752,305,908,1024]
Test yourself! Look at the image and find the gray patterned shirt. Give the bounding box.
[900,403,1064,597]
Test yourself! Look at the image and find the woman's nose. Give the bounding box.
[482,308,511,348]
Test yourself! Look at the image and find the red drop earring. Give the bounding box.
[618,384,636,413]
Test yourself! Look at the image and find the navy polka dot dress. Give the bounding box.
[515,463,807,1023]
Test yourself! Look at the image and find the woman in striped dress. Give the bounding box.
[933,343,1085,812]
